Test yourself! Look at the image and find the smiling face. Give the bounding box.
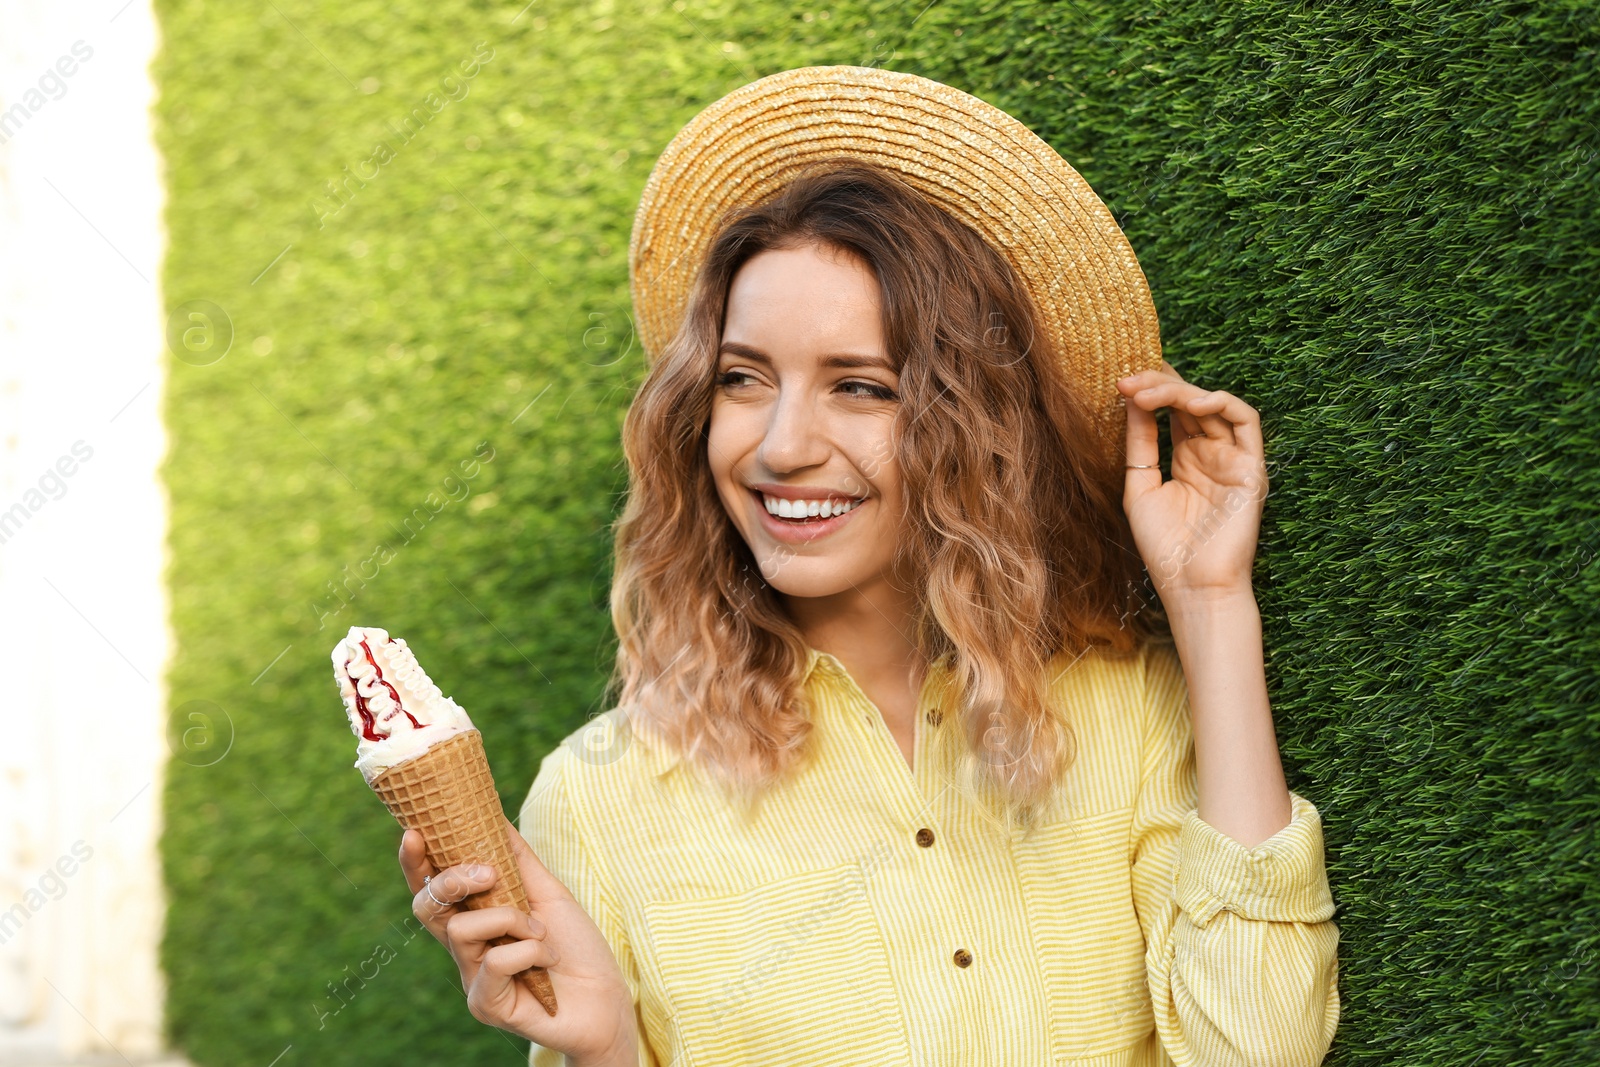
[707,239,909,605]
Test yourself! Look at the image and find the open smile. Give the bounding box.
[747,487,867,544]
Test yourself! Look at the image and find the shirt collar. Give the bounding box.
[803,645,845,684]
[638,709,684,780]
[805,645,955,713]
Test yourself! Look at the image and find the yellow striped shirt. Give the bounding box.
[517,636,1340,1066]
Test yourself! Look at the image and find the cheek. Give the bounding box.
[855,431,900,492]
[705,408,735,472]
[707,403,764,469]
[705,414,748,508]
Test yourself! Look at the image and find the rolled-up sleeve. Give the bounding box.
[518,746,657,1067]
[1130,639,1341,1067]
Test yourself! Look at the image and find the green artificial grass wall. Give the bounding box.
[154,1,1597,1063]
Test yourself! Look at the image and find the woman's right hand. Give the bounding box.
[399,815,639,1066]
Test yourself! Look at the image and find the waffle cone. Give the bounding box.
[370,728,558,1016]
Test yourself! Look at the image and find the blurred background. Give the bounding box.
[1,0,1595,1064]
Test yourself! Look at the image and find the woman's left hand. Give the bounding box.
[1115,360,1267,603]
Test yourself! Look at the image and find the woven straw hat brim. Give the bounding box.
[628,64,1164,462]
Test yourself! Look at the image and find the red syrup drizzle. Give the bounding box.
[347,637,425,742]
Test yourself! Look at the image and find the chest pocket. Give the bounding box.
[641,861,912,1067]
[1012,805,1153,1061]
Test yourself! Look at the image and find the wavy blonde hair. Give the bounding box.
[605,159,1168,829]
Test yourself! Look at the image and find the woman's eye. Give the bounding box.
[840,380,899,401]
[716,371,896,400]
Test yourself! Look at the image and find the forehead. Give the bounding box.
[722,244,886,361]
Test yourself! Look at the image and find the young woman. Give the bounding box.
[395,104,1339,1065]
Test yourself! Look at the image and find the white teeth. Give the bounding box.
[762,493,862,519]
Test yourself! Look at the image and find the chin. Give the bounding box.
[759,559,877,601]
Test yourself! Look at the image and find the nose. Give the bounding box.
[755,386,830,474]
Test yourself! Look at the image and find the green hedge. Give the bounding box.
[155,1,1598,1063]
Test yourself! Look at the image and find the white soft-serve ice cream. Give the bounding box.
[331,625,474,784]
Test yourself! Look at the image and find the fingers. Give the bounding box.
[1180,390,1235,442]
[411,860,491,940]
[480,931,561,978]
[1121,379,1227,440]
[1122,388,1163,485]
[1117,370,1262,456]
[1119,364,1229,420]
[464,931,562,1030]
[399,829,434,894]
[1154,361,1212,440]
[445,907,550,970]
[1185,389,1264,456]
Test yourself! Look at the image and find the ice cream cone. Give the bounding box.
[370,727,558,1016]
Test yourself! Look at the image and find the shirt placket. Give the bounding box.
[825,659,942,810]
[820,659,992,1065]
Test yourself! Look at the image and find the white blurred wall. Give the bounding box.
[0,0,177,1062]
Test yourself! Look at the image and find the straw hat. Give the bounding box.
[628,64,1164,462]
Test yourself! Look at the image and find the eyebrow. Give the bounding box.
[718,340,894,372]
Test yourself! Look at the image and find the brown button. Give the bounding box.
[926,709,943,726]
[915,827,935,847]
[953,948,972,968]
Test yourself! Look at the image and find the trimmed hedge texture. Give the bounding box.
[154,1,1598,1064]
